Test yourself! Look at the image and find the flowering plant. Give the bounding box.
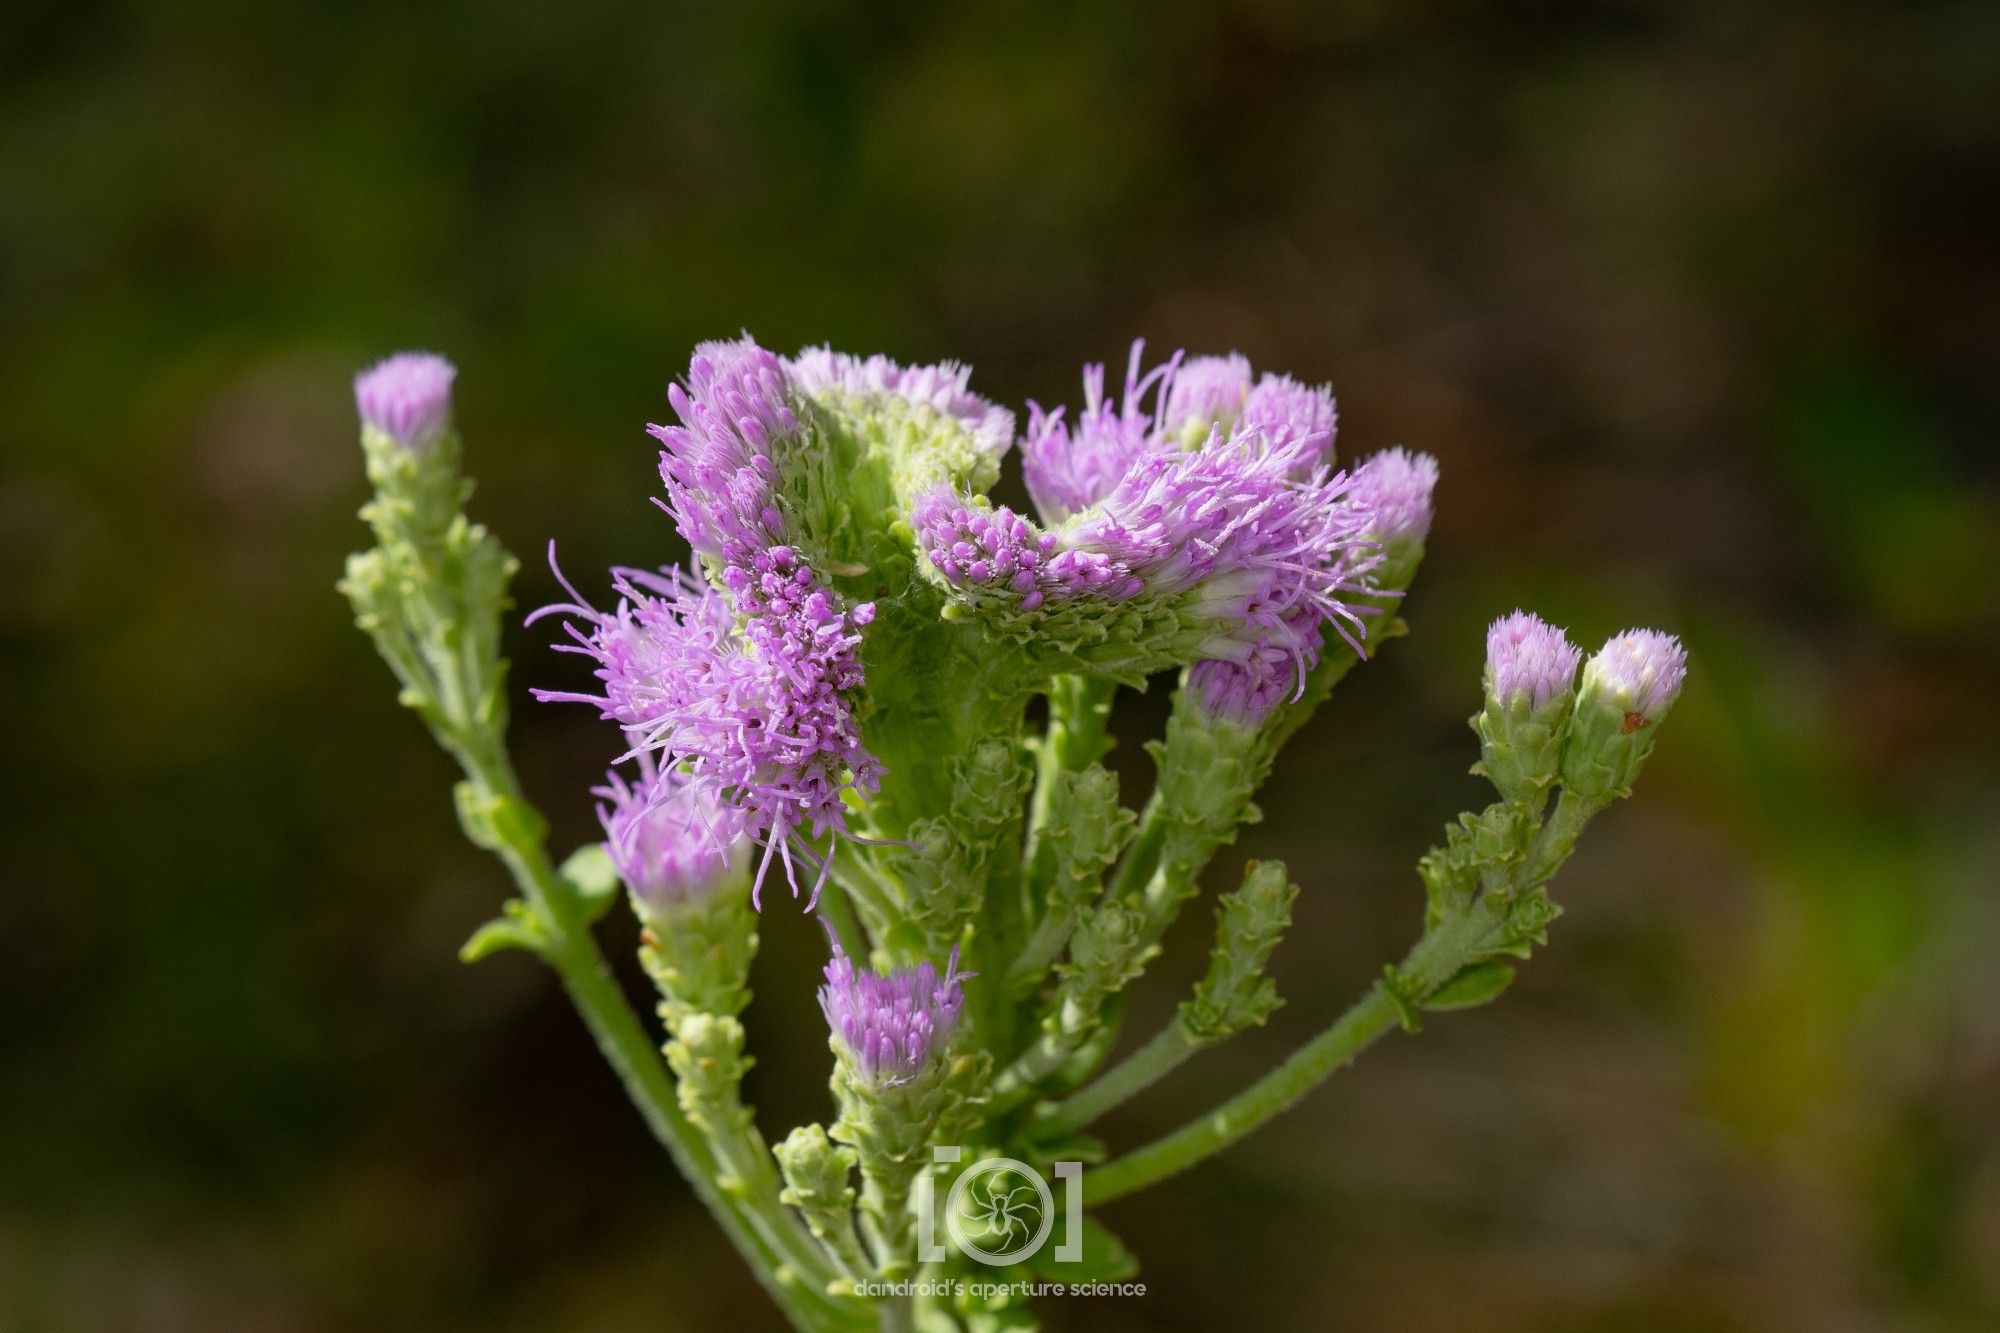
[342,339,1685,1330]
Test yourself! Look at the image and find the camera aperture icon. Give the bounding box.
[943,1157,1054,1266]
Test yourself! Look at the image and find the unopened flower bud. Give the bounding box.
[1349,447,1439,587]
[1474,611,1582,803]
[1560,629,1688,804]
[818,946,967,1085]
[597,767,750,917]
[354,352,456,451]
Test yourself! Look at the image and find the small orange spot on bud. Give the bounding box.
[1621,711,1649,734]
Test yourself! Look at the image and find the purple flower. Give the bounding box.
[789,347,1013,457]
[1161,353,1252,444]
[649,336,801,563]
[1350,447,1439,545]
[818,945,968,1084]
[1240,373,1337,466]
[1021,342,1181,524]
[1581,629,1688,720]
[1485,611,1582,712]
[1187,616,1323,727]
[530,549,880,909]
[597,765,748,911]
[1065,432,1381,659]
[354,352,456,449]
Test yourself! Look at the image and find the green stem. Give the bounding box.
[466,756,863,1330]
[1039,1020,1203,1136]
[1023,675,1114,902]
[1081,898,1506,1207]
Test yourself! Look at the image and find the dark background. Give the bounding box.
[4,3,1998,1330]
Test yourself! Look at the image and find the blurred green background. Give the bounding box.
[4,2,1998,1329]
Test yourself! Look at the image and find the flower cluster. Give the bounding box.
[924,345,1413,723]
[818,946,968,1084]
[346,334,1691,1329]
[534,337,890,903]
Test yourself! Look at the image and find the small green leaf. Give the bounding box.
[1424,959,1517,1011]
[560,842,620,924]
[459,900,547,963]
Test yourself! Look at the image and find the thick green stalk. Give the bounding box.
[1039,1021,1203,1135]
[1023,674,1115,902]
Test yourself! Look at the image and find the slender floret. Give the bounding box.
[1021,342,1182,524]
[597,765,749,911]
[1486,610,1582,713]
[818,945,968,1085]
[354,352,457,450]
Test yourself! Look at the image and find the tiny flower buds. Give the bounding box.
[354,351,457,451]
[1560,628,1688,805]
[1474,611,1583,804]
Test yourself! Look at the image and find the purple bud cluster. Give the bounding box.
[537,337,887,906]
[818,945,968,1084]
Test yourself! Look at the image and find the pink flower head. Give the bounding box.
[354,352,456,449]
[1485,610,1582,712]
[597,765,748,911]
[648,336,801,563]
[530,548,879,910]
[1350,447,1439,545]
[818,944,969,1084]
[1021,341,1183,524]
[1582,629,1688,720]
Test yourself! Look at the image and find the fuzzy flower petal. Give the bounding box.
[597,764,748,910]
